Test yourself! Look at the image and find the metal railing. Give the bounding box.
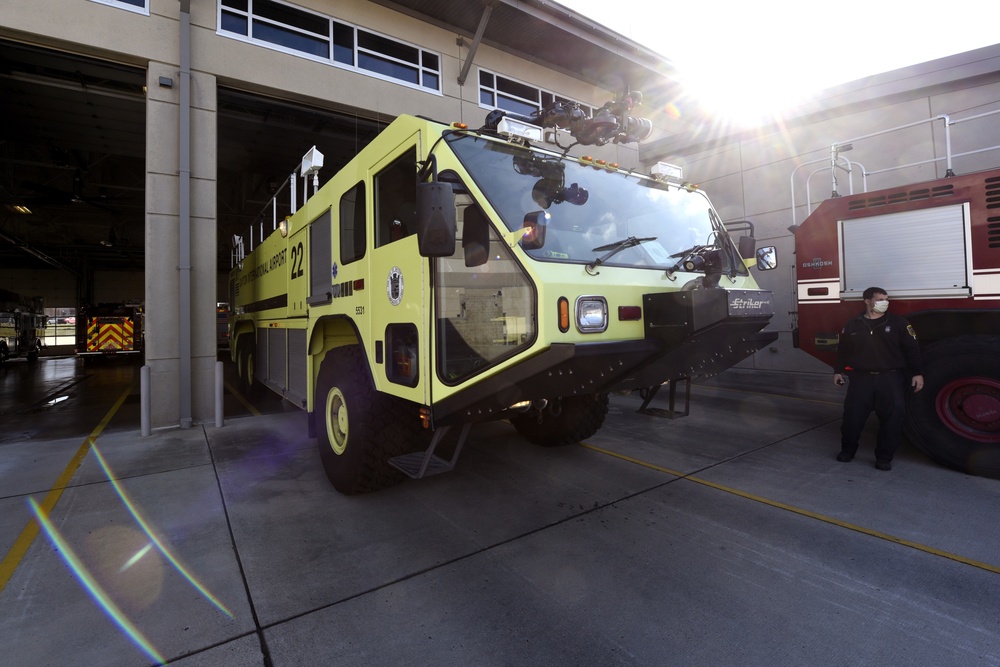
[790,108,1000,226]
[231,146,324,268]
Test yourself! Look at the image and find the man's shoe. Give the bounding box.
[875,460,892,471]
[836,452,853,463]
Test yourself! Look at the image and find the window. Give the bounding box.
[356,32,439,90]
[374,149,417,248]
[309,209,332,303]
[42,308,77,348]
[386,323,419,387]
[90,0,148,14]
[219,0,442,93]
[339,182,366,264]
[478,69,593,117]
[434,181,536,384]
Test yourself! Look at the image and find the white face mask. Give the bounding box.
[872,300,889,313]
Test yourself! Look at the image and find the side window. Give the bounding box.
[435,189,536,385]
[374,147,417,247]
[308,209,332,302]
[340,181,366,265]
[385,323,419,387]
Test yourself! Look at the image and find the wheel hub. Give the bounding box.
[935,377,1000,443]
[326,387,349,455]
[337,404,348,432]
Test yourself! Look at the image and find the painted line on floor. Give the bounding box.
[224,380,261,416]
[0,383,134,594]
[580,442,1000,576]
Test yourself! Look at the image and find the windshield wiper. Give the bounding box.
[586,236,656,275]
[708,209,741,279]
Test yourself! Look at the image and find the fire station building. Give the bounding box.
[2,0,999,428]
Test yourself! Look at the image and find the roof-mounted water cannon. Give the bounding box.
[483,90,653,148]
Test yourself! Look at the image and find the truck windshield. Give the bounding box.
[446,133,733,271]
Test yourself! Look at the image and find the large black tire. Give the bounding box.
[510,393,609,446]
[236,334,257,396]
[905,336,1000,479]
[315,345,421,494]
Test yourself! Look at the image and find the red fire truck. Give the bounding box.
[77,302,144,357]
[792,117,1000,478]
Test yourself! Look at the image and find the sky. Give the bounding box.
[558,0,1000,125]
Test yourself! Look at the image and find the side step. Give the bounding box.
[636,378,691,418]
[388,423,472,479]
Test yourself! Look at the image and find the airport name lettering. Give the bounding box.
[239,249,287,287]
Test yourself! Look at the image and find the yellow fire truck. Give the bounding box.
[77,302,144,357]
[0,289,46,364]
[229,94,778,494]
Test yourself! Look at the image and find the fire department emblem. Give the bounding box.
[387,266,404,305]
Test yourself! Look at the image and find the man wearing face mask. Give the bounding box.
[833,287,924,471]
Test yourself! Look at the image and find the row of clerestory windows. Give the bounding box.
[219,0,441,93]
[94,0,594,116]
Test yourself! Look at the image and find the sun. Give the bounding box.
[673,51,817,129]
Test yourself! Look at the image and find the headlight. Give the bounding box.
[576,296,608,333]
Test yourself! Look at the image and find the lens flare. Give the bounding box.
[83,525,164,613]
[29,498,167,665]
[89,444,233,618]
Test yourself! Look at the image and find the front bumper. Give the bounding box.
[432,288,776,426]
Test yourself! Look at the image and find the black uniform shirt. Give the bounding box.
[834,311,923,375]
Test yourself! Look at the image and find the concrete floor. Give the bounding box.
[1,357,999,666]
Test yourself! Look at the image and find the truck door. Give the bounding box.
[368,137,429,405]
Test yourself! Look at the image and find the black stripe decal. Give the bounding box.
[244,294,288,313]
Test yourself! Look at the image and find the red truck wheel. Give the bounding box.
[905,336,1000,478]
[935,377,1000,443]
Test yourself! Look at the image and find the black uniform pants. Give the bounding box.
[840,370,906,462]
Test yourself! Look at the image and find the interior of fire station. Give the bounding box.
[0,50,450,428]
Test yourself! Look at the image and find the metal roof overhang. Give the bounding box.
[368,0,680,97]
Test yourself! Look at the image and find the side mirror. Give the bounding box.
[462,205,490,267]
[415,182,456,257]
[756,246,777,270]
[520,211,549,250]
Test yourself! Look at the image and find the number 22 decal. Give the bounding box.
[289,242,304,279]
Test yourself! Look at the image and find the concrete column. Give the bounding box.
[145,62,217,428]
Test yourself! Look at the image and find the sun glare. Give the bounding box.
[561,0,1000,130]
[676,59,815,128]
